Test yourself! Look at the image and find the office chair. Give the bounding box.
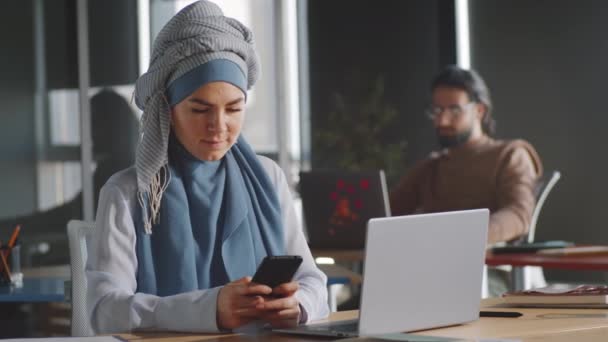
[483,171,562,296]
[67,220,95,337]
[528,171,561,244]
[516,170,561,290]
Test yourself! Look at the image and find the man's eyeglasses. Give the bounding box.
[425,102,477,121]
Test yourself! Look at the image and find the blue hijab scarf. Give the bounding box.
[135,59,285,296]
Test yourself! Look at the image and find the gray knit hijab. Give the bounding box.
[133,0,259,233]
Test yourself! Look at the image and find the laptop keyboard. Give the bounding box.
[310,320,359,333]
[328,322,359,332]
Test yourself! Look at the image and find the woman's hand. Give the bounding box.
[216,277,272,330]
[257,281,301,328]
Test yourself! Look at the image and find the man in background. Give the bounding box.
[390,65,543,244]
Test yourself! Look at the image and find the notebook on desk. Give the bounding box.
[299,170,391,249]
[274,209,489,337]
[502,284,608,308]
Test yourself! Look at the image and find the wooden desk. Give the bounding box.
[486,251,608,270]
[116,298,608,341]
[314,248,608,271]
[413,298,608,340]
[314,248,608,290]
[486,251,608,291]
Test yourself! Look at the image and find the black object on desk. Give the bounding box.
[491,240,574,254]
[480,310,523,318]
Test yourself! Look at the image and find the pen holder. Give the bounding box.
[0,244,23,287]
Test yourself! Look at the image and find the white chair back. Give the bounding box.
[528,171,561,243]
[67,219,95,336]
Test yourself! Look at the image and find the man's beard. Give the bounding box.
[437,128,472,149]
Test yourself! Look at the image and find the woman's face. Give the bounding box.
[171,81,245,161]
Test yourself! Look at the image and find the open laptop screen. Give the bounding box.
[299,170,390,249]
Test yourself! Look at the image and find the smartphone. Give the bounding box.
[251,255,303,289]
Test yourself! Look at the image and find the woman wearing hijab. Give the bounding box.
[86,1,328,334]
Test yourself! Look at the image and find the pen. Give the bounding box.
[0,240,11,282]
[480,311,523,318]
[3,225,21,261]
[7,224,21,249]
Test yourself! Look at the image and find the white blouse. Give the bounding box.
[86,156,329,334]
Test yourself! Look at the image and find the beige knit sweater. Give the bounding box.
[390,135,543,244]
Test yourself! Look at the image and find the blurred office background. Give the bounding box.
[1,0,607,317]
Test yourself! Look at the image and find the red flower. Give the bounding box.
[354,199,363,209]
[360,179,370,190]
[336,179,345,189]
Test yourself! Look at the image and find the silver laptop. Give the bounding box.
[274,209,489,337]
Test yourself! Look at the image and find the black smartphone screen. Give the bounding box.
[251,255,303,289]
